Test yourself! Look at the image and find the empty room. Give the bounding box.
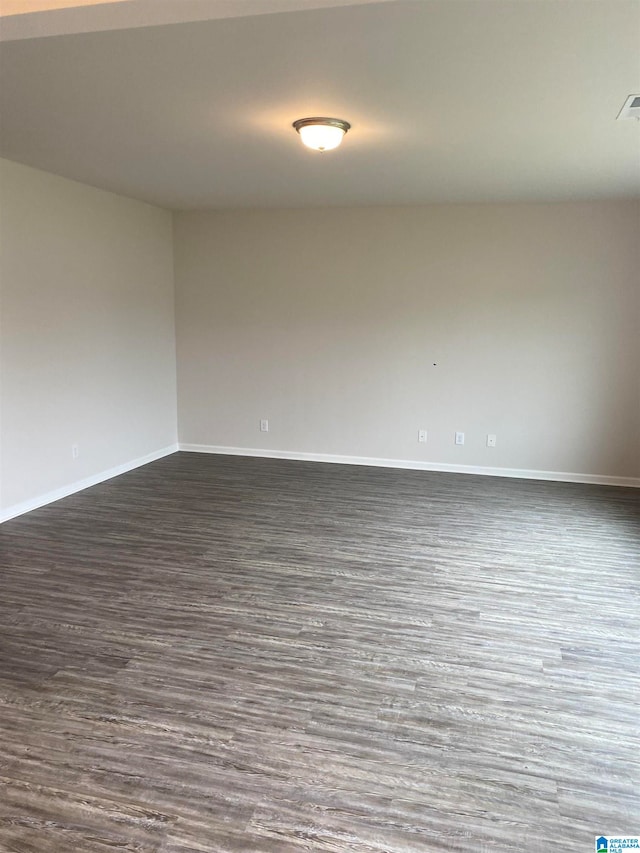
[0,0,639,851]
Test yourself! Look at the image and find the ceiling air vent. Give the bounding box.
[616,94,640,121]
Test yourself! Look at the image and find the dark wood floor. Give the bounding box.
[0,452,638,852]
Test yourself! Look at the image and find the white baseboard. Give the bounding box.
[179,443,640,489]
[3,441,636,524]
[0,443,179,524]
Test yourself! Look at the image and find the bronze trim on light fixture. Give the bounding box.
[292,117,351,134]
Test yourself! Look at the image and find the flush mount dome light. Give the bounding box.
[293,117,351,151]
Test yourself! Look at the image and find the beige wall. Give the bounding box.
[174,202,640,479]
[1,172,637,517]
[0,158,178,514]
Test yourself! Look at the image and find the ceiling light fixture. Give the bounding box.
[293,117,351,152]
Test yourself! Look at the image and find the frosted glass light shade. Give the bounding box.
[293,117,350,152]
[298,123,344,151]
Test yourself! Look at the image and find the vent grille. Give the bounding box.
[617,94,640,120]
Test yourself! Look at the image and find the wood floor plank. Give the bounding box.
[0,452,638,852]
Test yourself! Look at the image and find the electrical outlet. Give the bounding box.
[487,434,497,448]
[418,429,428,443]
[455,431,465,446]
[72,444,79,459]
[260,419,269,432]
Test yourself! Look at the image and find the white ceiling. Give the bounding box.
[0,0,127,17]
[0,0,128,15]
[1,0,639,209]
